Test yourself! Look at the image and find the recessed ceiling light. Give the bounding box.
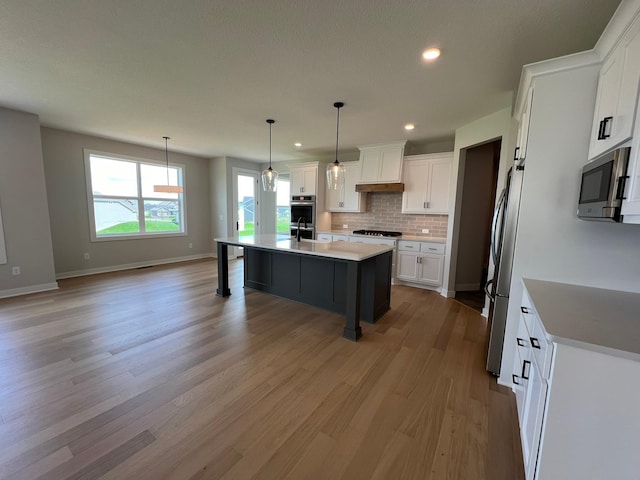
[405,123,415,131]
[422,48,441,61]
[294,142,302,147]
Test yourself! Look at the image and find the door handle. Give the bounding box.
[601,116,613,139]
[236,221,239,231]
[521,360,531,380]
[513,146,520,161]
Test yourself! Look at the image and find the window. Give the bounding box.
[84,149,186,240]
[276,175,290,234]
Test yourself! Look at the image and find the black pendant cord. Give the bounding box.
[266,119,275,170]
[163,136,170,184]
[334,102,343,165]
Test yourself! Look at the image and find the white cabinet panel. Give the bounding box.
[326,161,365,212]
[357,142,405,183]
[291,165,317,195]
[401,153,453,214]
[396,240,444,286]
[417,254,444,285]
[588,18,640,159]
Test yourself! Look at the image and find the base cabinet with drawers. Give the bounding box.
[514,281,640,480]
[395,240,445,288]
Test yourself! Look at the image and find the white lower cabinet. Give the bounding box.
[515,283,640,480]
[396,240,445,287]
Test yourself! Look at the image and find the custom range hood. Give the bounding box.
[355,183,404,192]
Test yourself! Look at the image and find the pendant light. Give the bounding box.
[262,119,279,192]
[153,136,183,193]
[326,102,345,191]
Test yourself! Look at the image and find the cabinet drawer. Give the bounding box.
[317,234,332,242]
[398,240,421,251]
[520,291,536,335]
[332,234,348,242]
[530,316,553,380]
[420,242,445,254]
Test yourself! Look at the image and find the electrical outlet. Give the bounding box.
[342,224,348,229]
[421,229,430,234]
[83,253,90,260]
[188,243,193,248]
[12,266,21,276]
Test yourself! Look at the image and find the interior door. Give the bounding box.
[232,168,260,257]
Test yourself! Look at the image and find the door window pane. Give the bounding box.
[276,176,290,234]
[237,174,256,236]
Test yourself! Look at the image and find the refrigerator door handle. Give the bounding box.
[490,188,507,265]
[484,279,495,301]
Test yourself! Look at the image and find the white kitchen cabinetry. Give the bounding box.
[513,290,551,480]
[396,240,445,287]
[588,17,640,160]
[326,161,366,212]
[357,141,406,184]
[316,233,349,242]
[515,87,534,161]
[290,163,318,195]
[514,281,640,480]
[401,153,453,214]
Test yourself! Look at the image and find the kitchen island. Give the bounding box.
[214,234,393,341]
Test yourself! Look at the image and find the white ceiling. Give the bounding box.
[0,0,620,162]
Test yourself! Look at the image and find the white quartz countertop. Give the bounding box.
[215,234,394,261]
[318,230,446,243]
[523,278,640,361]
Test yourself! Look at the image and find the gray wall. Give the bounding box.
[500,64,640,382]
[41,127,212,276]
[0,108,57,297]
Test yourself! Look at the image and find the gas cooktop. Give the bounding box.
[352,229,402,237]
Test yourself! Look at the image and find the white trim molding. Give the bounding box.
[0,282,59,299]
[56,254,213,280]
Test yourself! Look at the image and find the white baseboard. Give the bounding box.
[56,253,214,280]
[0,282,59,299]
[455,282,481,291]
[441,288,456,298]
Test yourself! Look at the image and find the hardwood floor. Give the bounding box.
[0,258,524,479]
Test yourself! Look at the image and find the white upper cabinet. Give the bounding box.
[290,163,318,196]
[326,161,366,212]
[401,152,453,214]
[588,18,640,160]
[515,87,534,162]
[357,141,406,183]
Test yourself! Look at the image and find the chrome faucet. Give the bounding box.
[296,217,307,242]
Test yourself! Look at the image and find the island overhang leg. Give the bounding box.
[216,242,231,297]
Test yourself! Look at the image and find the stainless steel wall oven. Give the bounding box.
[290,195,316,239]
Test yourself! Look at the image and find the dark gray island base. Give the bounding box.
[215,236,393,341]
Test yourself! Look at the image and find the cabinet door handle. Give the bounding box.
[521,306,529,314]
[601,116,613,139]
[517,337,526,347]
[512,374,520,385]
[530,337,541,349]
[428,247,437,251]
[521,360,531,380]
[416,257,421,264]
[597,119,606,140]
[423,201,426,209]
[513,146,520,161]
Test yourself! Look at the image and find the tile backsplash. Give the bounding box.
[330,192,448,237]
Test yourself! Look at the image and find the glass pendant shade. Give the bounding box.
[261,119,278,192]
[262,166,278,192]
[326,160,345,190]
[154,136,183,193]
[327,102,345,191]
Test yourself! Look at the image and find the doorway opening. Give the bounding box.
[454,139,501,311]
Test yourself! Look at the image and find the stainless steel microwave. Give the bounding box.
[577,147,630,222]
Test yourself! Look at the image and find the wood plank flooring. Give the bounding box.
[0,258,524,479]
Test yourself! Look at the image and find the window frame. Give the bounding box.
[83,149,188,242]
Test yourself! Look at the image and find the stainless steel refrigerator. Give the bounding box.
[485,163,524,376]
